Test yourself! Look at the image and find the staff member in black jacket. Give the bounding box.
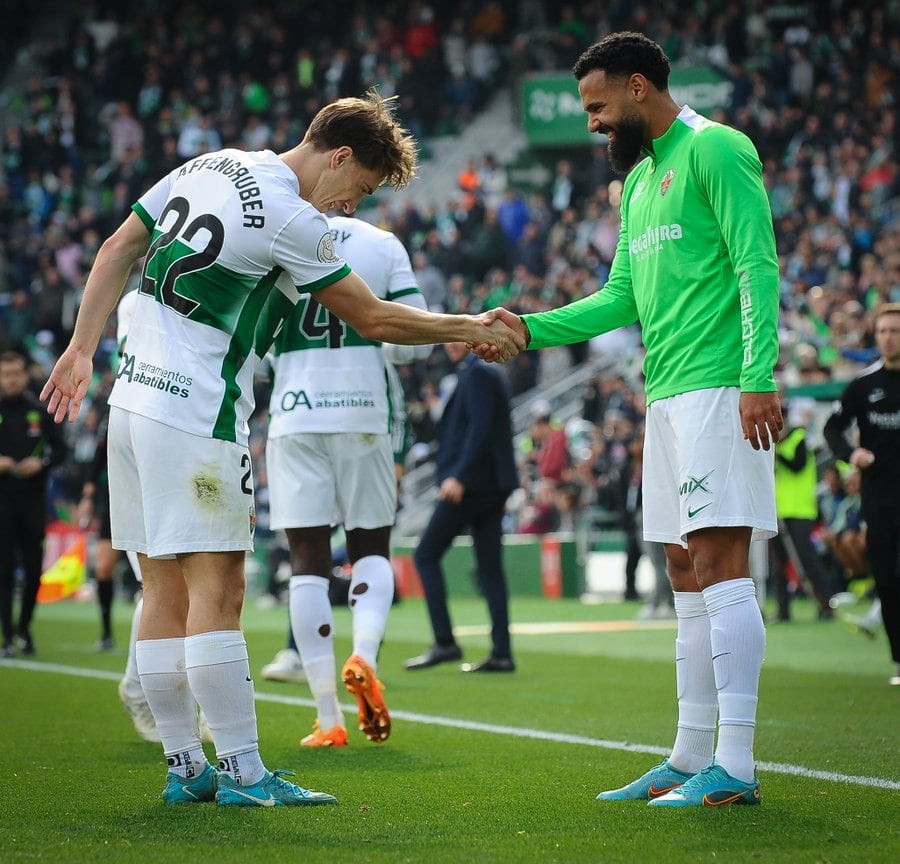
[824,303,900,686]
[405,343,519,672]
[0,350,68,656]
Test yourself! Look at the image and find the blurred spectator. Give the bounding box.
[769,405,836,622]
[412,250,448,313]
[520,401,570,486]
[820,466,867,582]
[516,477,561,535]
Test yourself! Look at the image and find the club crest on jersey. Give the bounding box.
[316,232,338,263]
[660,169,675,197]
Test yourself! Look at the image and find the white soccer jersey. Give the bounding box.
[267,214,426,438]
[109,148,350,445]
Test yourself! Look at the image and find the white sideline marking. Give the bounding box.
[454,620,677,636]
[6,659,900,791]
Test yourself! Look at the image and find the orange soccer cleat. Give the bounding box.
[300,721,348,748]
[341,654,391,743]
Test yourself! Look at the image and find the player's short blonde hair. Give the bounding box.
[303,89,418,189]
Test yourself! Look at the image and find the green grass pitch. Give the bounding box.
[1,593,897,864]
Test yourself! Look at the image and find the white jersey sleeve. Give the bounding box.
[380,231,432,364]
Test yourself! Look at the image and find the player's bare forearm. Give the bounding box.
[317,275,524,360]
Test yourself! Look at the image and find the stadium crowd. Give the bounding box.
[0,1,897,614]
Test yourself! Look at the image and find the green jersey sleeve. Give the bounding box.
[692,126,780,393]
[523,194,638,348]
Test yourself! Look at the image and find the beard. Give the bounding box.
[607,112,645,174]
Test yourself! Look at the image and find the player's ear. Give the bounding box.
[630,73,649,102]
[331,146,353,169]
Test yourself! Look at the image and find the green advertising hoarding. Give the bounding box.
[520,73,595,146]
[520,67,734,147]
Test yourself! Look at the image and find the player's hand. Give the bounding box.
[740,391,783,451]
[470,308,525,361]
[469,313,524,362]
[40,346,94,423]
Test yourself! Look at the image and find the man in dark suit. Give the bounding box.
[404,342,519,672]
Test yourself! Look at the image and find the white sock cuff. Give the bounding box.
[673,591,708,618]
[184,630,248,668]
[702,578,756,615]
[290,574,330,592]
[718,693,758,727]
[135,637,184,674]
[677,701,719,731]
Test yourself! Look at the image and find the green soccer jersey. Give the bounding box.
[524,106,779,404]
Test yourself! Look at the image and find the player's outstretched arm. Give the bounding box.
[316,272,524,361]
[41,213,150,423]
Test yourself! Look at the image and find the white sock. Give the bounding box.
[862,598,882,628]
[290,575,343,731]
[349,555,395,670]
[136,637,206,776]
[184,630,265,786]
[668,591,718,775]
[703,578,765,783]
[120,595,144,698]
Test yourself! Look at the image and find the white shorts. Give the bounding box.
[108,407,256,558]
[642,387,776,547]
[267,431,396,531]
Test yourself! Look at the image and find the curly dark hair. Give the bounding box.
[573,31,670,91]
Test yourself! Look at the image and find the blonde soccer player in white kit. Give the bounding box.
[266,214,429,747]
[42,92,523,808]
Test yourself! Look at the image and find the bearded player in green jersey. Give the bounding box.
[486,32,782,807]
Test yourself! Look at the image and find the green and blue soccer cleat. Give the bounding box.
[215,769,337,807]
[162,763,219,804]
[596,759,694,801]
[648,762,761,807]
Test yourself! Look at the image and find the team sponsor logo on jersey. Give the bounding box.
[116,351,193,399]
[660,169,675,197]
[868,409,900,429]
[279,388,376,412]
[316,232,339,263]
[628,222,683,256]
[868,388,885,403]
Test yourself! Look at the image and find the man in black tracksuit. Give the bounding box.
[0,350,69,656]
[824,304,900,685]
